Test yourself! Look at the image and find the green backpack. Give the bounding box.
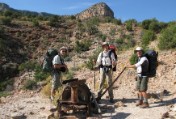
[42,49,58,72]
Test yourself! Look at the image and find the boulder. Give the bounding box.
[11,112,26,119]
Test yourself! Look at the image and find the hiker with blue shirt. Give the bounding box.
[51,46,68,101]
[127,47,149,108]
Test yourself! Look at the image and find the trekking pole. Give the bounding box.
[92,59,96,91]
[97,67,127,101]
[93,70,95,91]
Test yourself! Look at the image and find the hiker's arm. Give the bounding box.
[127,64,136,68]
[110,53,117,66]
[96,53,102,66]
[53,64,67,69]
[135,57,146,67]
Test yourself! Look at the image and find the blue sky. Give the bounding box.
[0,0,176,22]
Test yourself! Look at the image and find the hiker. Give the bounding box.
[50,46,68,101]
[95,42,117,103]
[127,47,149,108]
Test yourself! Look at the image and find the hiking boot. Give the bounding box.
[109,98,114,103]
[136,100,143,106]
[140,102,149,108]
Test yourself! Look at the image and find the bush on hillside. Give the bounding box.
[125,19,138,31]
[112,19,122,25]
[141,18,167,33]
[129,54,138,65]
[98,33,107,42]
[23,80,37,90]
[32,20,39,27]
[158,25,176,50]
[18,61,36,71]
[115,35,135,51]
[141,30,156,46]
[85,47,101,70]
[75,40,91,53]
[0,17,12,25]
[47,15,61,27]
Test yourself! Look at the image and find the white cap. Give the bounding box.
[134,47,143,53]
[102,42,109,46]
[60,46,68,51]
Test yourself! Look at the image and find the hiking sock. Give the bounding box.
[139,95,143,101]
[143,97,148,103]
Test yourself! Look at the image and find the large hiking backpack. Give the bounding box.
[109,44,118,71]
[42,49,58,72]
[144,50,158,77]
[109,45,117,71]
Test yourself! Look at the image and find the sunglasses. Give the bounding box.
[62,50,67,52]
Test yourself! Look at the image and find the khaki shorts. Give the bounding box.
[51,71,61,90]
[136,76,148,92]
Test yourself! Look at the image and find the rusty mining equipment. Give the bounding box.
[57,78,99,118]
[57,67,126,118]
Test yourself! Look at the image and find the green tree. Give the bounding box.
[141,30,156,46]
[32,20,39,27]
[0,17,12,25]
[158,25,176,50]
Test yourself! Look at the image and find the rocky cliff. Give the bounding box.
[76,2,114,20]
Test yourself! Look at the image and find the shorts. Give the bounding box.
[51,71,61,90]
[136,76,148,92]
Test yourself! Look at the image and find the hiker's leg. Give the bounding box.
[136,76,143,106]
[140,77,149,108]
[51,71,61,98]
[106,69,113,99]
[98,68,106,97]
[140,77,149,103]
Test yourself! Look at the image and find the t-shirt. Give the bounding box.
[52,55,64,65]
[96,50,116,66]
[135,57,148,75]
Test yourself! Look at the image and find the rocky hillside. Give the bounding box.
[76,2,114,20]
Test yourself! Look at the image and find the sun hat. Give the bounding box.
[102,42,109,46]
[60,46,68,52]
[134,47,143,53]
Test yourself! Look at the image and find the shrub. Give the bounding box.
[129,54,138,65]
[112,19,122,25]
[23,80,37,90]
[3,10,13,17]
[0,17,12,25]
[47,16,60,27]
[158,25,176,50]
[110,29,116,36]
[18,61,36,71]
[141,30,156,46]
[0,79,13,91]
[115,36,135,51]
[0,91,11,97]
[141,18,165,33]
[98,33,106,42]
[125,19,138,31]
[75,40,91,53]
[32,20,39,27]
[85,47,101,70]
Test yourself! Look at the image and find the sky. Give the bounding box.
[0,0,176,22]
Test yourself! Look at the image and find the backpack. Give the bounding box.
[109,45,118,71]
[144,50,158,77]
[100,44,118,71]
[42,49,58,72]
